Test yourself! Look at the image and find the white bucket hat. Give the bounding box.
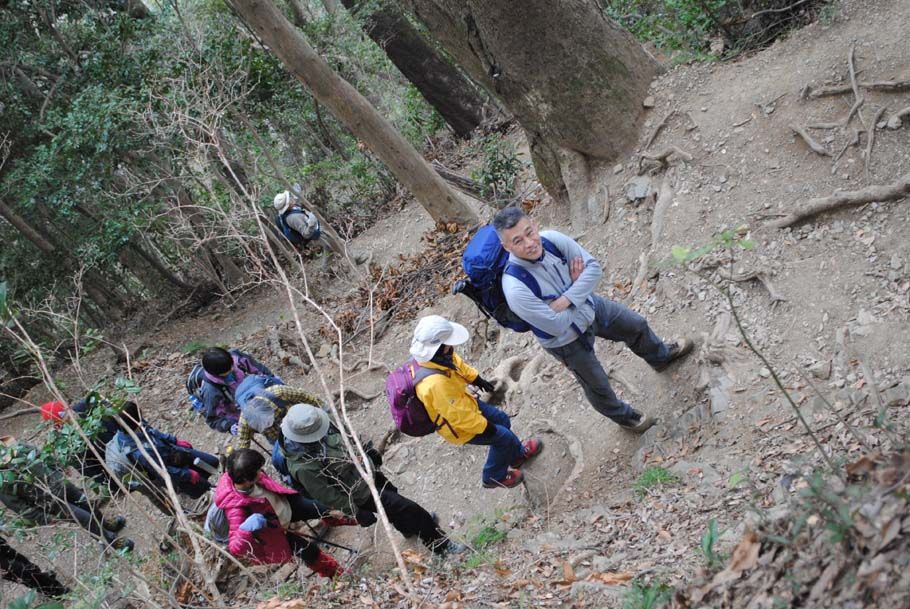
[409,315,470,362]
[281,403,330,443]
[273,191,293,214]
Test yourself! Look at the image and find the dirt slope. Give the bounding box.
[4,0,910,605]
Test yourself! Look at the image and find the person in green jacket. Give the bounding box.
[0,436,133,551]
[277,404,465,556]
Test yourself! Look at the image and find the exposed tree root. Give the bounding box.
[886,105,910,129]
[631,174,673,296]
[721,270,787,304]
[790,124,832,156]
[806,80,910,99]
[331,387,382,404]
[638,146,693,175]
[644,110,675,150]
[768,173,910,228]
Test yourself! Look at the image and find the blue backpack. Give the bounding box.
[458,225,566,338]
[276,208,320,246]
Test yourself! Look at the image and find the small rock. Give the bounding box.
[758,367,771,378]
[886,116,903,130]
[808,360,832,380]
[625,176,652,201]
[613,163,623,175]
[890,255,902,270]
[643,96,655,108]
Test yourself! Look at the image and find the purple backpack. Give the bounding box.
[386,360,446,436]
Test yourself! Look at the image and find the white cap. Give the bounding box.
[409,315,469,362]
[273,191,292,214]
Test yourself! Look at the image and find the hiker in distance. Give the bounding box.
[492,207,694,432]
[408,315,542,489]
[273,188,328,253]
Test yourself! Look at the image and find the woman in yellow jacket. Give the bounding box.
[410,315,542,488]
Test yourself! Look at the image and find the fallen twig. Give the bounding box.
[831,129,861,172]
[768,173,910,228]
[864,106,887,178]
[790,125,832,156]
[0,406,39,422]
[807,122,840,130]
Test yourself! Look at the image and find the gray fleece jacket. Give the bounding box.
[501,230,602,348]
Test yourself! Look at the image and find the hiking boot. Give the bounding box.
[306,550,343,578]
[616,411,656,434]
[511,437,544,469]
[443,541,468,556]
[320,515,358,528]
[482,469,524,489]
[653,338,694,372]
[103,515,127,533]
[110,538,134,553]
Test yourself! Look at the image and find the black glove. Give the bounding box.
[452,279,467,296]
[474,376,496,393]
[355,509,377,527]
[364,440,383,468]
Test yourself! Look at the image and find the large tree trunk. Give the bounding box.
[400,0,660,228]
[339,0,494,138]
[229,0,478,225]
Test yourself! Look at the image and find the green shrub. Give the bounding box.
[471,136,522,202]
[624,579,673,609]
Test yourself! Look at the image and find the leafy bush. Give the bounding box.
[471,136,522,202]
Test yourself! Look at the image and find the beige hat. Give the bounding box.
[281,404,330,443]
[274,191,293,214]
[410,315,470,362]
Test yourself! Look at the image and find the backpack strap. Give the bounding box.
[540,237,566,264]
[410,361,448,384]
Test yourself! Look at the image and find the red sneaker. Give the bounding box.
[306,550,343,578]
[320,515,358,527]
[483,468,524,489]
[511,437,543,469]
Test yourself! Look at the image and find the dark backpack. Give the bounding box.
[458,225,566,338]
[276,208,320,246]
[385,360,447,437]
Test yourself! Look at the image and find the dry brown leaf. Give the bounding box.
[846,454,879,478]
[586,572,634,585]
[728,530,761,574]
[493,560,512,577]
[560,560,576,583]
[658,529,672,541]
[444,591,462,602]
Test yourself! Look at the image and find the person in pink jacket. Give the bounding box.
[213,449,341,578]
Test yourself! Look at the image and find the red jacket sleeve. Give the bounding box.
[225,505,256,559]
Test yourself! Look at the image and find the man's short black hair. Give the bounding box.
[202,348,233,376]
[492,206,527,236]
[227,449,265,484]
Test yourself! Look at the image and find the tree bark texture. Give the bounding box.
[340,0,493,138]
[229,0,478,225]
[400,0,660,222]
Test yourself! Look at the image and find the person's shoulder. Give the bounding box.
[540,229,572,243]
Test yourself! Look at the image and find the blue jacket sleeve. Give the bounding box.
[201,385,238,433]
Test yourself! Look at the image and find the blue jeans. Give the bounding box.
[544,295,670,423]
[468,401,523,484]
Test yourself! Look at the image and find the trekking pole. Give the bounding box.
[301,519,358,554]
